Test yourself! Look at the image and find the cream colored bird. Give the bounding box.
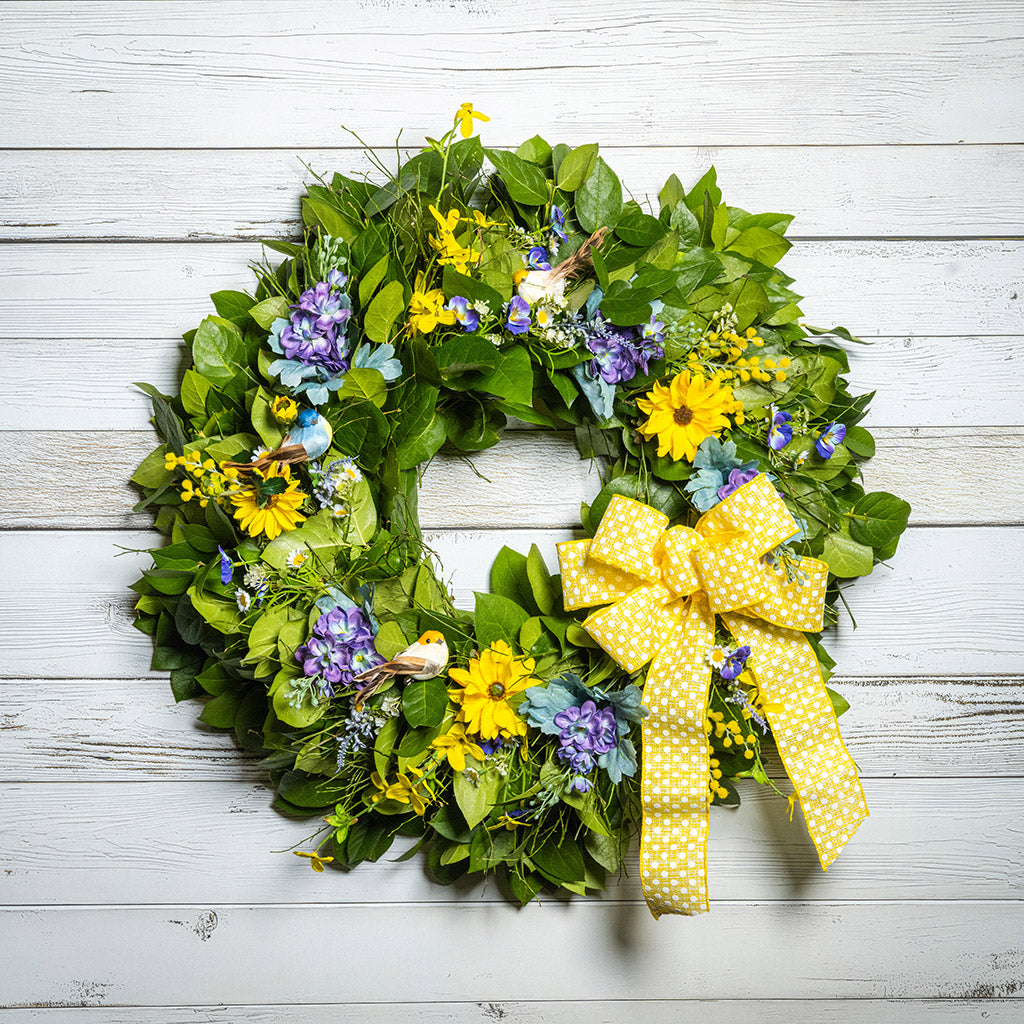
[352,630,449,707]
[513,226,609,304]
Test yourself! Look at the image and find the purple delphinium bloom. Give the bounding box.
[297,281,352,334]
[326,269,347,289]
[553,700,618,778]
[768,407,794,451]
[642,314,665,344]
[569,775,592,794]
[505,295,532,335]
[447,295,480,332]
[815,421,847,459]
[217,546,233,585]
[720,645,751,681]
[279,316,350,375]
[549,206,567,243]
[633,332,664,375]
[295,605,382,692]
[717,467,759,502]
[587,333,637,384]
[527,246,551,270]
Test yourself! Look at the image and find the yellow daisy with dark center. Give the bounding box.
[448,639,541,741]
[636,370,737,462]
[230,461,307,540]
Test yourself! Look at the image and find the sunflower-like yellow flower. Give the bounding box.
[448,640,540,741]
[431,721,485,772]
[454,102,489,138]
[636,370,737,462]
[406,271,457,336]
[230,461,307,540]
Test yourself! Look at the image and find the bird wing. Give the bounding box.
[352,656,427,683]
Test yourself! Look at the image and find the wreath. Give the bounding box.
[130,104,911,916]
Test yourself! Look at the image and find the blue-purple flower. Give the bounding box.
[717,467,759,502]
[642,314,665,345]
[447,295,480,332]
[505,295,532,335]
[768,407,794,451]
[295,604,383,696]
[527,246,552,270]
[815,421,847,459]
[549,206,567,243]
[553,699,618,779]
[217,546,233,585]
[297,280,352,334]
[708,644,751,681]
[587,333,637,384]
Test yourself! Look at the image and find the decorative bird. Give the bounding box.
[283,407,333,460]
[353,630,450,707]
[514,226,609,304]
[221,408,333,475]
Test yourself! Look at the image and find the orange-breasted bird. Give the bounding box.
[352,630,449,707]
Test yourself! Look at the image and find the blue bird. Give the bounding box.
[283,407,333,460]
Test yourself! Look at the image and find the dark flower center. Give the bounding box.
[673,405,694,426]
[488,682,506,699]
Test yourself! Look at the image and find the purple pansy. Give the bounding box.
[720,645,751,681]
[505,295,532,335]
[549,205,567,243]
[642,314,665,344]
[527,246,551,270]
[447,295,480,332]
[717,467,759,502]
[815,421,847,459]
[217,546,233,585]
[768,407,794,451]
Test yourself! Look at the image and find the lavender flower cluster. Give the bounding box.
[585,314,665,385]
[279,269,352,374]
[553,699,619,793]
[295,605,383,699]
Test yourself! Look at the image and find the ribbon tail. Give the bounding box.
[723,613,869,870]
[640,592,715,917]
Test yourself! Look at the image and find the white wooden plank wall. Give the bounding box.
[0,1,1022,1018]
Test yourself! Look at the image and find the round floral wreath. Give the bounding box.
[130,104,910,905]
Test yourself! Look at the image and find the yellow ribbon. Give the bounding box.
[558,473,868,917]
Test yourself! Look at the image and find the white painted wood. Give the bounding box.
[2,2,1021,147]
[0,779,1018,906]
[4,146,1023,240]
[1,903,1021,1004]
[0,1002,1020,1023]
[6,427,1021,530]
[5,674,1018,781]
[5,335,1021,432]
[0,526,1021,679]
[1,241,1020,339]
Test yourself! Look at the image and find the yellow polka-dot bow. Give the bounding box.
[558,474,869,917]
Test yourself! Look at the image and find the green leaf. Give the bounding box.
[487,149,550,205]
[556,143,599,191]
[526,544,555,615]
[475,346,533,405]
[826,686,850,717]
[211,290,253,322]
[374,716,400,776]
[358,254,389,308]
[131,444,172,489]
[531,838,586,883]
[301,195,357,242]
[452,755,502,829]
[199,690,242,729]
[187,585,242,634]
[474,592,530,648]
[402,676,449,728]
[337,367,387,408]
[844,425,876,458]
[180,369,210,419]
[250,388,284,448]
[489,546,532,608]
[727,226,791,267]
[249,295,290,330]
[575,157,622,232]
[192,316,252,392]
[364,279,406,344]
[849,491,911,548]
[821,531,874,578]
[614,208,666,247]
[515,134,552,165]
[272,675,328,728]
[440,267,504,313]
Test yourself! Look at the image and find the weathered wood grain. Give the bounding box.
[2,1002,1021,1023]
[4,428,1021,530]
[5,335,1020,432]
[4,146,1023,240]
[2,903,1021,1005]
[2,1,1022,146]
[1,241,1020,338]
[4,675,1018,781]
[0,526,1021,679]
[0,779,1020,905]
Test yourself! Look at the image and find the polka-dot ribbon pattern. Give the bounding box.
[557,480,869,916]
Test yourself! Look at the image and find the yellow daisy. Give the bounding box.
[448,640,540,741]
[230,461,307,540]
[636,370,736,462]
